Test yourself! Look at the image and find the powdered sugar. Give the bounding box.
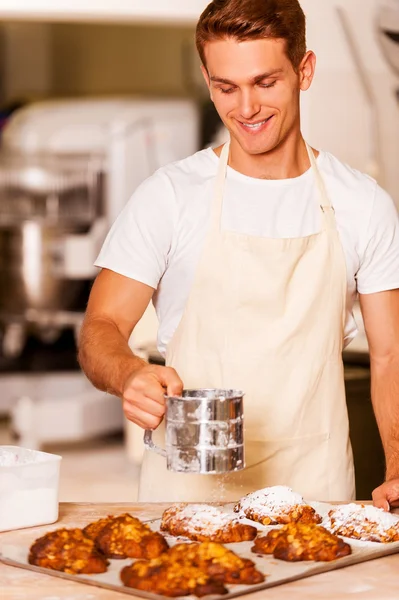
[236,486,306,518]
[0,448,38,466]
[165,504,240,536]
[324,504,399,542]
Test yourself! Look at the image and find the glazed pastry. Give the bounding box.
[121,541,265,597]
[94,513,169,559]
[252,522,351,562]
[28,528,108,574]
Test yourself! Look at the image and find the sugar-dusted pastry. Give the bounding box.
[161,503,257,543]
[324,504,399,543]
[234,485,322,525]
[252,523,351,562]
[28,528,109,574]
[121,541,265,597]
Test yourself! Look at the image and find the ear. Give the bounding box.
[201,65,214,101]
[299,51,316,92]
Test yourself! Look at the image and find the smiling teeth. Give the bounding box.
[242,119,268,129]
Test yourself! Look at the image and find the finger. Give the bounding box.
[125,380,166,407]
[372,486,390,511]
[385,480,399,505]
[157,367,184,396]
[123,394,165,418]
[143,381,167,406]
[123,405,163,430]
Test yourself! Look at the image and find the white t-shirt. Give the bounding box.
[96,148,399,357]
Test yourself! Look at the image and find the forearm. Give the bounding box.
[370,355,399,480]
[78,316,147,398]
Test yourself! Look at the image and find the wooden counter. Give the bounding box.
[1,503,399,600]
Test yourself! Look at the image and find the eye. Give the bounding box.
[219,87,236,94]
[259,81,277,89]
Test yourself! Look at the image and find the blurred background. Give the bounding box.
[0,0,397,501]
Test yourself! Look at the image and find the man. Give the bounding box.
[79,0,399,507]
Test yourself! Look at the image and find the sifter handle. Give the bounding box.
[144,429,167,457]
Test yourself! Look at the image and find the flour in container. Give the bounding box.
[0,446,60,532]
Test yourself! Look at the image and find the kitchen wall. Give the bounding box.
[50,22,202,98]
[0,21,205,103]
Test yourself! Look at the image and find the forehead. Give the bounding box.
[203,37,291,80]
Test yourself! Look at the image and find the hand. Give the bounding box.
[122,364,183,430]
[372,479,399,511]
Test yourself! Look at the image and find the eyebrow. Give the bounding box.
[210,69,283,85]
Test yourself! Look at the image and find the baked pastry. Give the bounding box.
[121,555,227,597]
[234,485,321,525]
[28,528,108,574]
[83,515,114,541]
[168,541,265,585]
[252,523,351,562]
[121,541,265,597]
[161,503,257,543]
[324,504,399,543]
[93,513,169,559]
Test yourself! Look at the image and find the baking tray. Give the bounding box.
[1,502,399,599]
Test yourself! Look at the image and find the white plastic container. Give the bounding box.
[0,445,61,532]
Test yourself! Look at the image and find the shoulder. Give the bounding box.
[128,148,217,206]
[122,148,215,212]
[126,148,218,220]
[319,151,378,202]
[317,152,399,267]
[155,147,218,187]
[319,151,398,223]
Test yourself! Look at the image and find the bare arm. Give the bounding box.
[78,268,183,429]
[359,289,399,508]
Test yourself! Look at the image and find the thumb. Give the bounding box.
[158,366,184,396]
[372,484,390,511]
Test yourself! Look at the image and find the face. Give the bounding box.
[202,37,316,156]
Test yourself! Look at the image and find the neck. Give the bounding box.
[217,130,318,180]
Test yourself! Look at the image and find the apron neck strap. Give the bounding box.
[304,142,336,230]
[211,139,337,234]
[210,140,230,233]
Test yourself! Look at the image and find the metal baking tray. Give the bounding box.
[1,502,399,599]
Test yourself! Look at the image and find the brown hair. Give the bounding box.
[196,0,307,70]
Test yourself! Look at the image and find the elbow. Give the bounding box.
[76,316,95,376]
[77,327,88,375]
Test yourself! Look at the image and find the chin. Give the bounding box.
[234,135,278,156]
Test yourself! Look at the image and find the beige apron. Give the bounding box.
[138,140,355,503]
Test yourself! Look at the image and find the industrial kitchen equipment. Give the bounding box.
[0,97,199,448]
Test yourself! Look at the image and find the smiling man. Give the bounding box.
[79,0,399,507]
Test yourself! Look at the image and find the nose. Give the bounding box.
[239,89,261,120]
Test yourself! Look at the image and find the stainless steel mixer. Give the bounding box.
[144,389,245,474]
[0,151,104,356]
[0,152,104,315]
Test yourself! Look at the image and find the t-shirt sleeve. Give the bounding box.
[356,184,399,294]
[95,170,177,289]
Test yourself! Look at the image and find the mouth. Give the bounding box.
[237,115,274,134]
